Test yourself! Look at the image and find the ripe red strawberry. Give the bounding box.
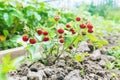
[43,36,49,41]
[66,23,71,28]
[37,29,42,35]
[88,29,93,33]
[29,38,36,44]
[22,36,29,42]
[76,17,81,21]
[59,39,64,43]
[87,24,93,29]
[54,16,60,21]
[72,31,76,34]
[70,28,74,32]
[58,35,63,39]
[43,31,48,35]
[80,24,86,29]
[58,28,64,34]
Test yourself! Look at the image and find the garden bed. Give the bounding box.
[8,48,120,80]
[7,40,120,80]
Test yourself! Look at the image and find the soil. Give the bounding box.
[8,33,120,80]
[8,52,120,80]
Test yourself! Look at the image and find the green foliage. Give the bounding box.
[87,0,120,23]
[74,53,90,62]
[0,0,78,50]
[107,46,120,70]
[0,53,23,80]
[87,34,108,48]
[0,35,21,50]
[88,0,114,17]
[106,61,114,70]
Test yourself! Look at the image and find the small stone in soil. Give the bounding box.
[64,70,81,80]
[77,41,90,53]
[107,55,115,62]
[30,67,38,72]
[44,68,54,77]
[30,62,45,69]
[100,47,107,54]
[56,74,64,80]
[56,60,66,67]
[98,60,106,68]
[17,67,28,76]
[27,76,39,80]
[90,50,101,61]
[27,71,43,80]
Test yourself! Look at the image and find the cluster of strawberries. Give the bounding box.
[22,16,94,44]
[57,28,64,43]
[77,17,93,33]
[22,30,49,44]
[67,17,93,34]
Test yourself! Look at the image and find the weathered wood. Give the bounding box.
[0,47,26,63]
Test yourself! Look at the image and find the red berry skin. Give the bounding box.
[43,36,49,41]
[43,31,48,35]
[88,29,93,33]
[80,24,86,29]
[58,35,63,39]
[54,16,60,21]
[22,36,29,42]
[76,17,81,21]
[87,24,93,29]
[66,23,71,28]
[70,28,74,32]
[72,31,76,34]
[29,38,36,44]
[59,39,64,43]
[37,29,42,35]
[58,28,64,34]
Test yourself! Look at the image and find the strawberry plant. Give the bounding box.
[21,15,95,65]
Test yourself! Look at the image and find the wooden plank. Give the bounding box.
[0,47,26,63]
